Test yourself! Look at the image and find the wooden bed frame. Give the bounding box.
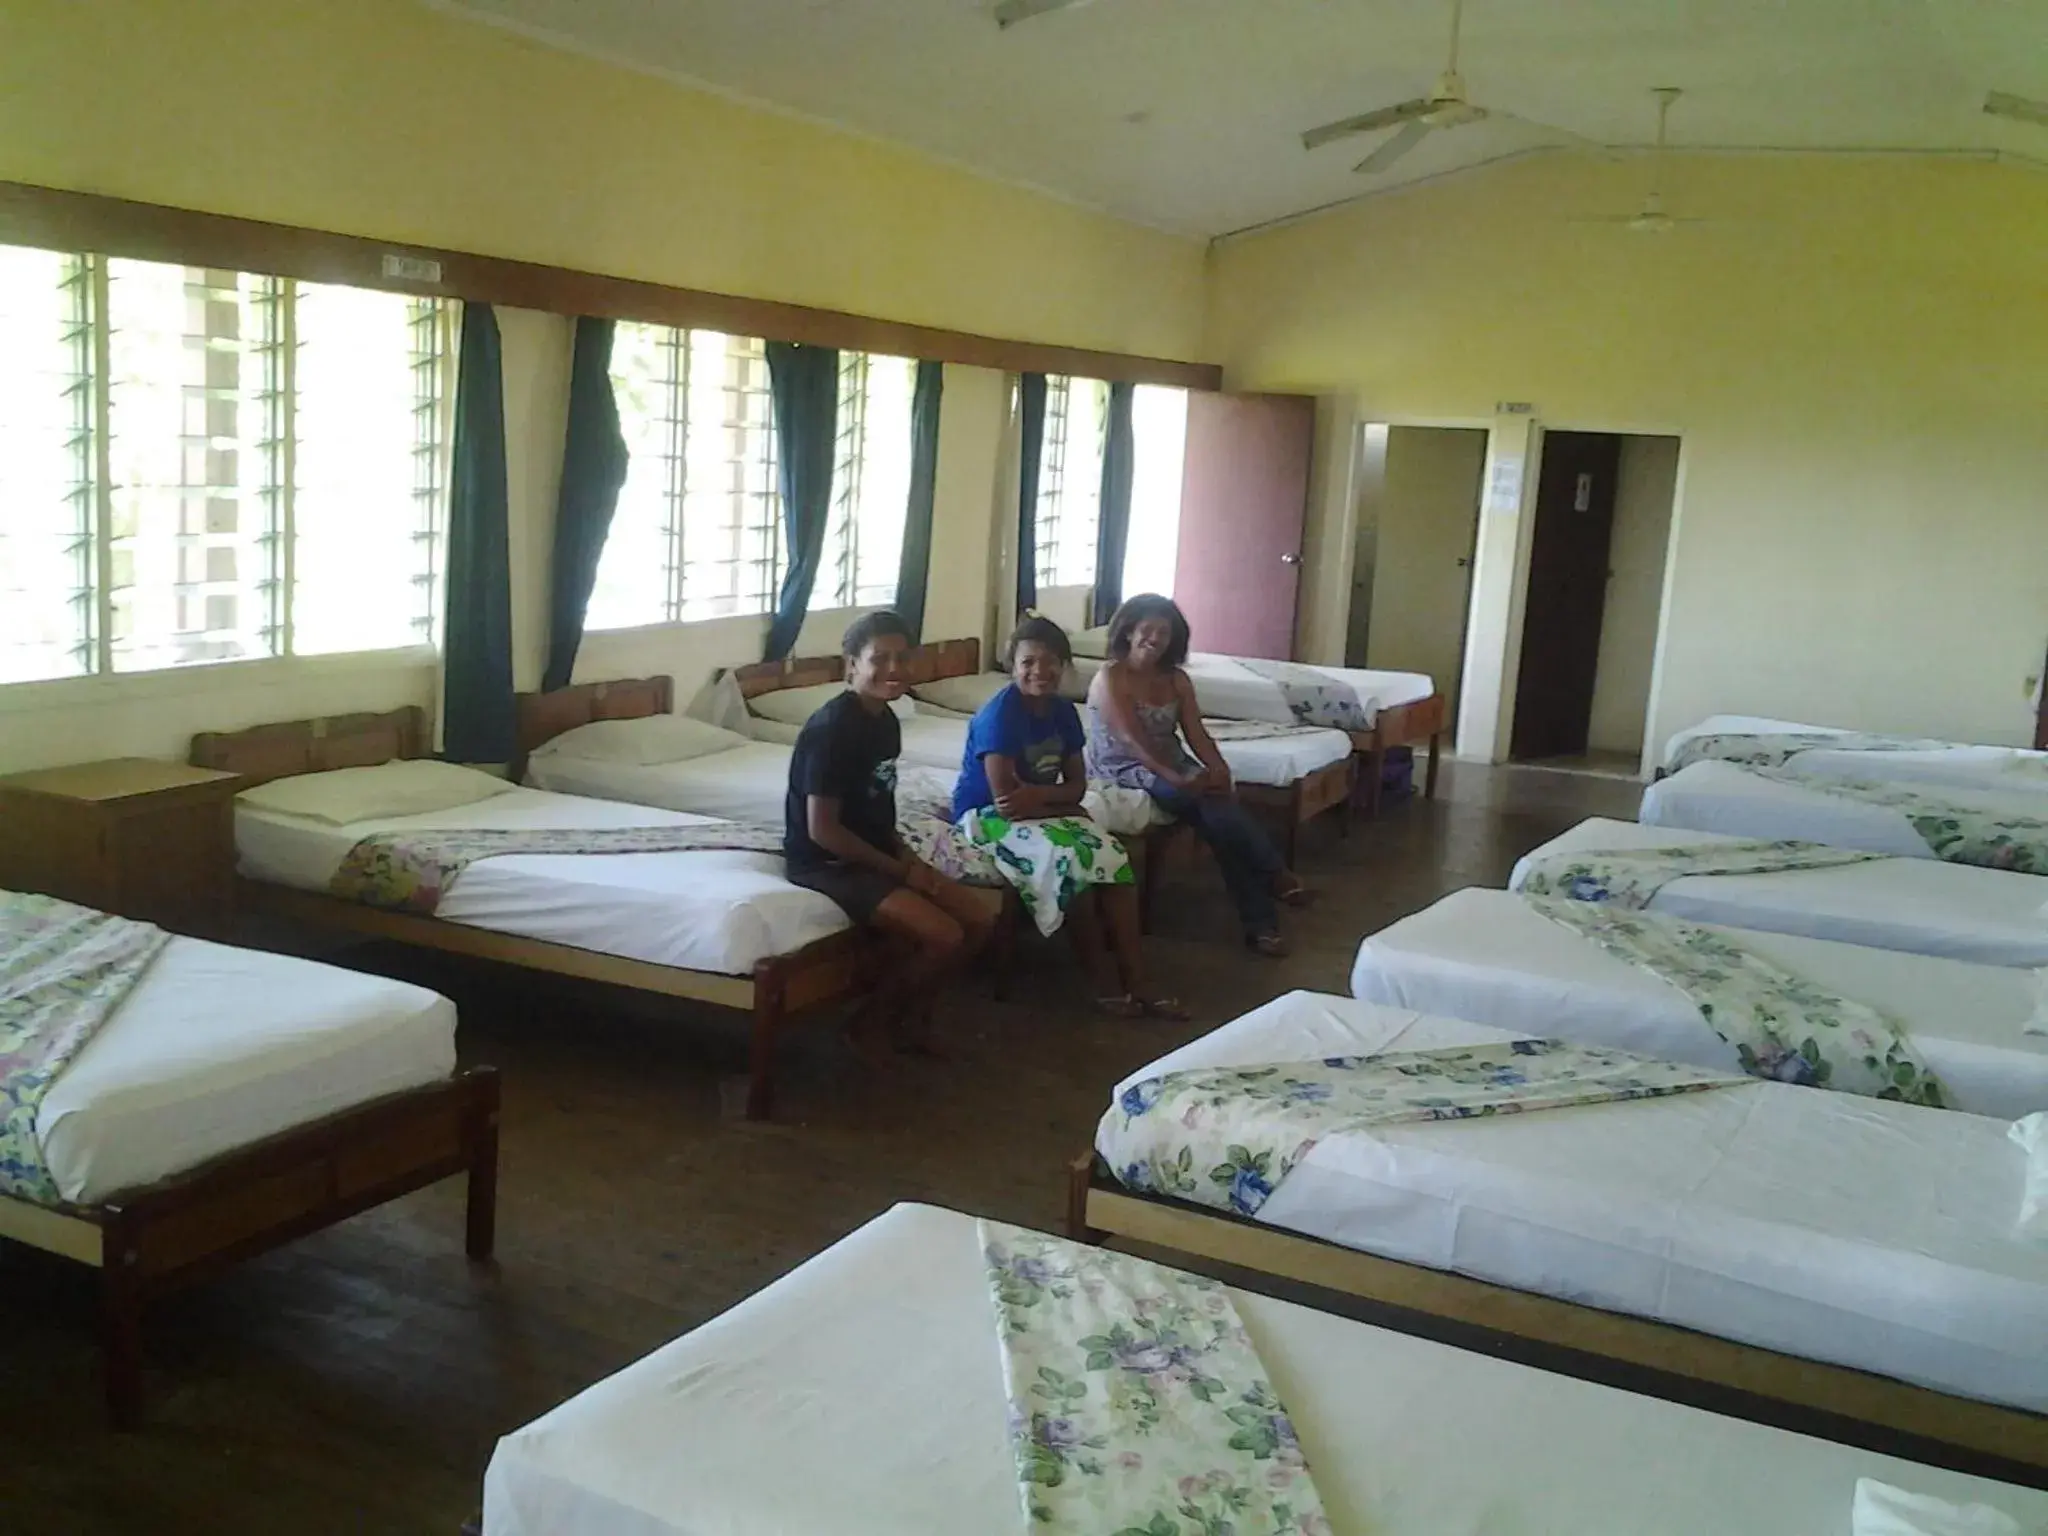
[1,1068,498,1427]
[1066,1154,2048,1482]
[1349,692,1446,817]
[191,705,868,1123]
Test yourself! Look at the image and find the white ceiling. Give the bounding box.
[433,0,2048,236]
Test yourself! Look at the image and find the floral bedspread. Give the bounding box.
[1236,659,1374,732]
[1,891,169,1203]
[980,1219,1332,1536]
[1668,731,1945,773]
[1100,1039,1744,1218]
[958,810,1132,937]
[330,822,788,913]
[1752,768,2048,874]
[1526,895,1948,1106]
[1516,838,1881,910]
[1201,718,1332,744]
[895,768,1005,887]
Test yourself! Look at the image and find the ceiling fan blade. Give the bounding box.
[993,0,1095,29]
[1302,98,1431,151]
[1985,90,2048,128]
[1355,120,1434,174]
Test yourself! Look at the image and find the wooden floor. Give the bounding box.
[0,762,1637,1535]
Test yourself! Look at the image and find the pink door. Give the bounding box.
[1172,392,1314,659]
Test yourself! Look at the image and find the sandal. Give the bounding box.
[1245,933,1291,959]
[1094,994,1148,1020]
[1275,878,1316,908]
[1139,995,1191,1021]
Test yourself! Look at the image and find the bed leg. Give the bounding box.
[465,1087,500,1262]
[100,1221,145,1430]
[1338,759,1355,838]
[748,967,784,1122]
[1140,830,1172,935]
[1425,732,1442,799]
[1282,799,1301,868]
[1360,749,1385,819]
[1065,1151,1104,1244]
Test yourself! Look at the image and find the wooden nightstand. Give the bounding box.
[0,758,244,936]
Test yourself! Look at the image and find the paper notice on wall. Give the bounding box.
[1488,460,1523,510]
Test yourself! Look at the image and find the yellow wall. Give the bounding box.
[0,0,1206,360]
[1209,153,2048,749]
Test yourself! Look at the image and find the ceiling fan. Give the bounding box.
[1300,0,1586,174]
[1985,90,2048,131]
[991,0,1099,28]
[1573,87,1704,233]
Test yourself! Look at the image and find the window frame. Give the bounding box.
[0,243,454,696]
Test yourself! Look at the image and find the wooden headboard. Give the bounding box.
[190,706,430,785]
[727,637,983,700]
[516,675,674,757]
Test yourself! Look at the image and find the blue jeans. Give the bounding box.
[1148,784,1283,939]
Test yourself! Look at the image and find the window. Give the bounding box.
[1123,384,1189,600]
[1033,374,1109,592]
[823,352,915,610]
[0,243,449,685]
[591,331,914,629]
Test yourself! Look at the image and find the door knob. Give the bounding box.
[1280,552,1302,565]
[1455,557,1471,568]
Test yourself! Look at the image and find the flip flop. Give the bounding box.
[1245,933,1291,959]
[1275,880,1316,908]
[1139,996,1191,1021]
[1095,994,1148,1019]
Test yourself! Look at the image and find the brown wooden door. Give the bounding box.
[1171,392,1314,659]
[1510,430,1623,760]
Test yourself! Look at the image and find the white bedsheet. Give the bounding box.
[1665,714,2048,794]
[480,1203,2048,1536]
[1642,759,2048,860]
[1350,887,2048,1119]
[236,787,848,976]
[1069,653,1435,727]
[1511,817,2048,967]
[37,934,454,1204]
[1105,990,2048,1412]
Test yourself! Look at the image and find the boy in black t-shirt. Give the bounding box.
[785,611,996,1052]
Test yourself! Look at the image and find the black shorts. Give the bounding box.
[785,861,901,923]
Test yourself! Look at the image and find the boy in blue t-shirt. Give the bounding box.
[952,616,1183,1019]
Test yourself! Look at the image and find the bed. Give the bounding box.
[723,638,1358,865]
[1642,758,2048,866]
[1349,886,2048,1119]
[1072,989,2048,1472]
[526,670,1354,865]
[0,901,496,1425]
[190,704,866,1122]
[1074,646,1448,815]
[480,1203,2048,1533]
[1664,713,2048,792]
[1510,817,2048,967]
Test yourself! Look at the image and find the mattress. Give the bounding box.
[1350,886,2048,1119]
[1103,990,2048,1412]
[1511,817,2048,967]
[480,1203,2048,1536]
[1641,759,2048,860]
[1665,714,2048,794]
[1068,653,1435,728]
[236,787,849,976]
[36,934,455,1204]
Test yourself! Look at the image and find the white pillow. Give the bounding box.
[744,717,805,746]
[1852,1479,2023,1535]
[238,759,516,825]
[749,682,914,726]
[1071,625,1113,660]
[912,673,1008,716]
[2014,1113,2048,1243]
[531,714,752,766]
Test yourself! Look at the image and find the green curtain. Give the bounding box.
[1092,381,1135,627]
[1015,372,1047,619]
[893,360,945,641]
[442,301,515,764]
[542,317,630,693]
[764,341,841,661]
